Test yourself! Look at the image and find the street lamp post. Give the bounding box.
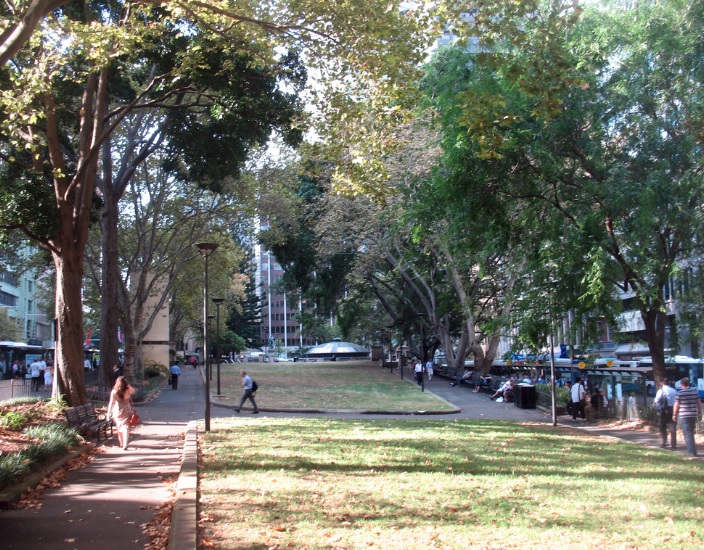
[418,313,425,364]
[548,288,557,427]
[195,242,219,432]
[207,315,215,378]
[212,298,225,396]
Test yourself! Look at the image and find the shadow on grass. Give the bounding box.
[202,418,703,484]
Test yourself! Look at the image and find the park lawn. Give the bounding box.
[199,417,704,550]
[210,361,453,412]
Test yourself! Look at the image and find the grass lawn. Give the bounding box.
[209,361,453,412]
[199,417,704,549]
[199,361,704,549]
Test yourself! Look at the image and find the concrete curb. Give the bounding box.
[168,420,198,550]
[210,399,462,415]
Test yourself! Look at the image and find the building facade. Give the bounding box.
[0,246,52,346]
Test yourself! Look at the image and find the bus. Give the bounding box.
[0,340,49,378]
[593,357,639,369]
[637,355,704,399]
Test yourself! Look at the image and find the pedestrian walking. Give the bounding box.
[654,379,677,448]
[413,359,424,391]
[571,378,586,420]
[170,361,181,389]
[234,370,259,414]
[425,358,434,381]
[673,377,702,457]
[107,376,137,450]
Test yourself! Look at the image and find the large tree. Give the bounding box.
[0,1,432,405]
[426,0,704,383]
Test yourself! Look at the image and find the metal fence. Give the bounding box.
[0,369,111,404]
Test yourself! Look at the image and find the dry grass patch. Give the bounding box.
[210,361,453,412]
[199,417,704,550]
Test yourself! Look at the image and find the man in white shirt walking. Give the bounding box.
[654,379,677,448]
[571,378,586,420]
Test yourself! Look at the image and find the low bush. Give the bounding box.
[0,423,79,489]
[0,410,28,430]
[144,362,167,379]
[535,384,570,405]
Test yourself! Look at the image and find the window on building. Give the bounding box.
[0,290,18,307]
[0,271,19,286]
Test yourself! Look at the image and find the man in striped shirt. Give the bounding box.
[673,377,702,457]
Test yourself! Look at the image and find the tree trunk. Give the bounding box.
[643,306,667,386]
[45,68,107,406]
[99,160,120,388]
[52,248,87,406]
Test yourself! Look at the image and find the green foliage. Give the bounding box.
[0,396,42,407]
[143,363,168,379]
[0,307,23,342]
[0,411,28,430]
[420,0,704,369]
[535,384,570,406]
[0,423,78,489]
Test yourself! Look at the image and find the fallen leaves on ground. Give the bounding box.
[15,447,99,509]
[142,477,177,550]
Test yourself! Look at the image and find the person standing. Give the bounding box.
[107,376,136,450]
[170,361,181,389]
[234,371,259,414]
[43,366,53,392]
[425,358,434,381]
[564,381,574,417]
[571,378,586,420]
[673,377,702,457]
[654,379,677,448]
[29,358,42,392]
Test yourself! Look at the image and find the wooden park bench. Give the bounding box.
[64,403,112,442]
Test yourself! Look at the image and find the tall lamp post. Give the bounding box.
[548,288,557,427]
[207,315,215,378]
[195,242,219,432]
[417,313,425,364]
[212,298,225,396]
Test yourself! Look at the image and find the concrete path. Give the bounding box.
[2,367,204,550]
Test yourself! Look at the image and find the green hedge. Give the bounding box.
[0,423,79,489]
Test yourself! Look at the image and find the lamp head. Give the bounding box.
[194,242,219,257]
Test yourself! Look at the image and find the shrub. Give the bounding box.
[0,396,42,407]
[143,362,167,379]
[0,423,79,489]
[0,411,28,430]
[535,384,570,405]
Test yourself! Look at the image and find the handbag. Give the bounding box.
[129,410,140,426]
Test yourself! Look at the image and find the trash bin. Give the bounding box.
[514,384,537,409]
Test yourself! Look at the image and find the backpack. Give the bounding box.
[251,380,258,392]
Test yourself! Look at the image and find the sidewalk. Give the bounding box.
[2,367,204,550]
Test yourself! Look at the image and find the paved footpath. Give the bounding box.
[2,366,697,550]
[2,366,205,550]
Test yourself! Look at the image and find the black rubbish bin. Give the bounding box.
[514,384,537,409]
